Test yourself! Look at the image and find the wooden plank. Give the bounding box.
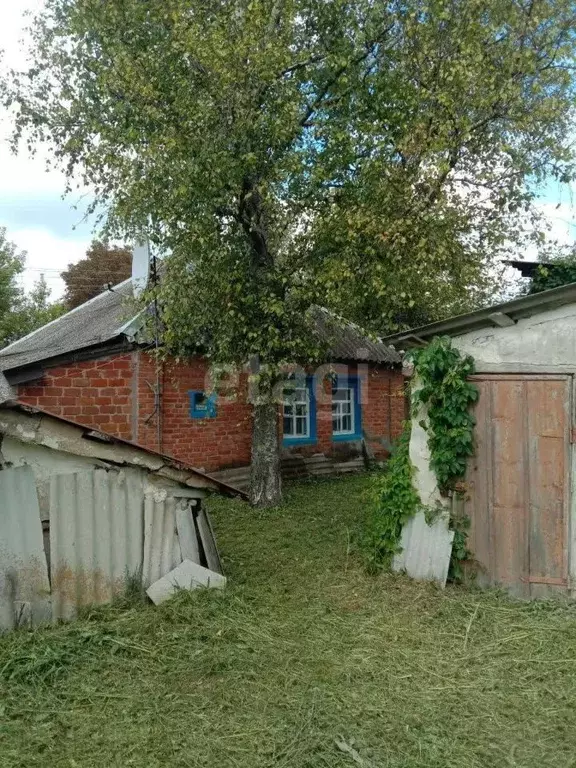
[526,379,569,587]
[465,380,492,584]
[490,379,529,595]
[195,509,224,575]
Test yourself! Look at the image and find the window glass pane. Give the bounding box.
[333,386,356,435]
[283,379,311,439]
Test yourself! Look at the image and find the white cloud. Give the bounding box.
[1,0,44,71]
[536,201,576,247]
[0,1,88,199]
[0,1,92,286]
[10,228,90,299]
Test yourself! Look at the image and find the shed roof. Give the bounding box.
[0,280,400,372]
[0,400,246,498]
[383,282,576,348]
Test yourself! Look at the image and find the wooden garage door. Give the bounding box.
[465,375,571,598]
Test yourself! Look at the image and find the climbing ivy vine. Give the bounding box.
[364,336,478,578]
[411,337,478,492]
[363,426,420,573]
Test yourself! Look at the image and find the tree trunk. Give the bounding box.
[250,400,282,507]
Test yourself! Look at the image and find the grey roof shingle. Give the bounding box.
[0,280,135,372]
[311,307,401,364]
[0,280,400,371]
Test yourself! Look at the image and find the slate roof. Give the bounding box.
[0,400,247,498]
[0,279,135,372]
[383,280,576,347]
[311,307,401,364]
[0,280,400,372]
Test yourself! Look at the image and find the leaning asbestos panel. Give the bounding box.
[50,469,144,620]
[0,466,51,631]
[393,511,454,587]
[196,509,224,574]
[142,492,183,587]
[146,559,227,605]
[175,502,201,565]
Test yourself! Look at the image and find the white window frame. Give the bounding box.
[283,383,311,440]
[332,385,356,436]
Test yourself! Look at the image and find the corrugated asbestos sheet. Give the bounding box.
[310,306,401,364]
[0,466,51,631]
[175,503,201,565]
[50,469,145,620]
[393,511,454,587]
[143,495,182,587]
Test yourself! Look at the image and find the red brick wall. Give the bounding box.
[17,351,405,472]
[18,355,134,440]
[281,364,405,462]
[135,352,253,473]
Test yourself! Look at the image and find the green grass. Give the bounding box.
[2,474,576,767]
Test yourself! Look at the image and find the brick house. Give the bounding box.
[0,279,405,483]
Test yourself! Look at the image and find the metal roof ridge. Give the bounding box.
[382,282,576,346]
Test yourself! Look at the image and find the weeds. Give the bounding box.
[1,475,576,767]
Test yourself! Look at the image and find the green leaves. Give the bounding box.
[364,426,422,573]
[0,228,65,349]
[5,0,576,362]
[412,337,478,493]
[412,336,478,580]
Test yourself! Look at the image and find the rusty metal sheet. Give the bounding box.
[0,466,51,630]
[393,511,454,587]
[142,493,182,587]
[50,469,144,620]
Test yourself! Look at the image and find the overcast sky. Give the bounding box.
[0,1,94,299]
[1,2,576,301]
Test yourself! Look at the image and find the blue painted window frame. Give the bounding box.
[282,375,317,446]
[331,375,362,441]
[189,390,217,419]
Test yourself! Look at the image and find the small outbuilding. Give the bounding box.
[0,400,243,631]
[385,282,576,598]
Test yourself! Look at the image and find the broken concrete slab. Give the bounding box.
[146,559,226,605]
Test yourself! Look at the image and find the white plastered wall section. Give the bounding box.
[415,301,576,595]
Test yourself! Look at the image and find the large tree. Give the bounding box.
[62,240,132,309]
[0,227,24,343]
[6,0,576,504]
[0,227,65,348]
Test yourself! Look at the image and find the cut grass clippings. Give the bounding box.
[1,474,576,767]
